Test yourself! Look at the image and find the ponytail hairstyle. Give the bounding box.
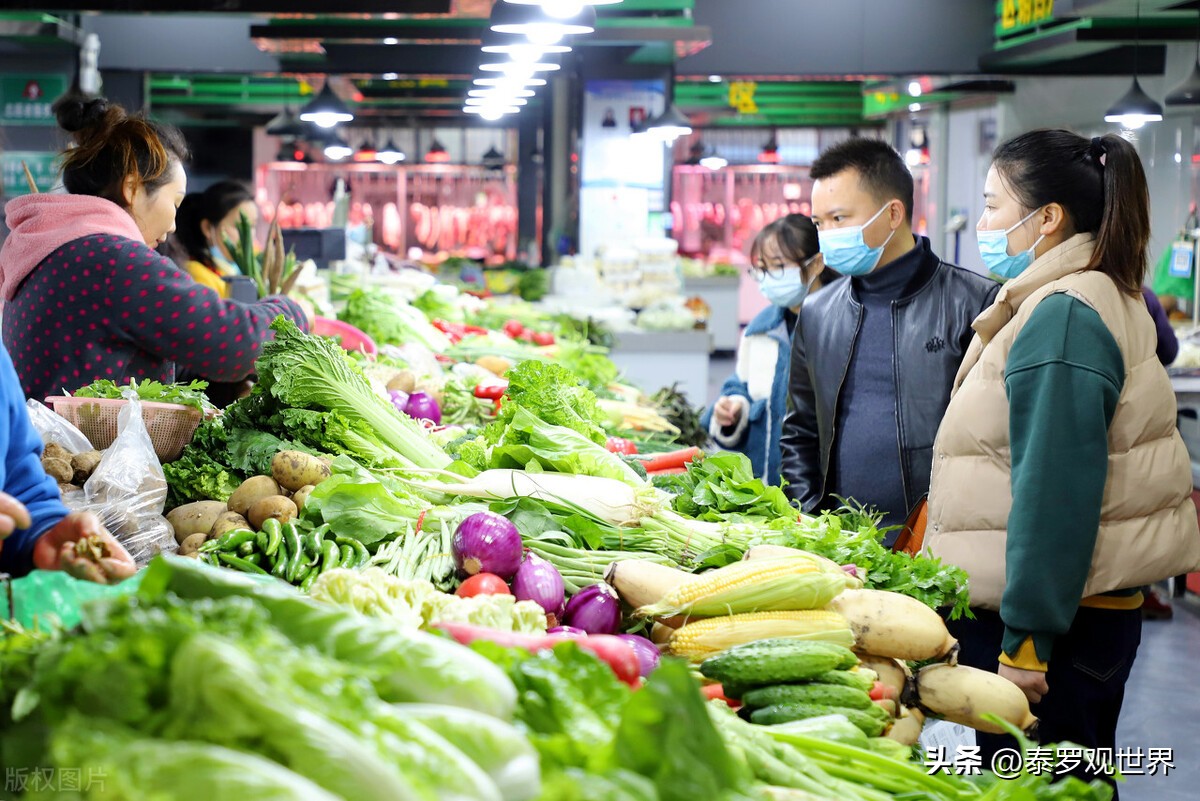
[172,181,254,268]
[53,93,189,210]
[991,129,1149,295]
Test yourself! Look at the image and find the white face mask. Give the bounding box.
[817,204,896,277]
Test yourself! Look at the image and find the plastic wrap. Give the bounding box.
[71,393,177,566]
[27,399,93,454]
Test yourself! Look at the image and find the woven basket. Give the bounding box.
[44,396,204,463]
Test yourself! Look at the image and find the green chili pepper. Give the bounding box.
[238,540,257,558]
[335,536,370,569]
[255,530,269,552]
[336,543,354,568]
[217,529,257,552]
[303,525,326,559]
[294,563,313,585]
[321,539,339,573]
[284,524,306,582]
[300,570,318,593]
[265,524,283,559]
[218,552,270,575]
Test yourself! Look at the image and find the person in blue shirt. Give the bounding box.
[0,345,133,580]
[702,214,836,484]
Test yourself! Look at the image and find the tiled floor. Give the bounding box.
[1115,591,1200,801]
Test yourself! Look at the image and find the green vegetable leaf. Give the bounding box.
[484,360,608,446]
[73,378,215,413]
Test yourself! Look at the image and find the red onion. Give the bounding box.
[561,583,621,635]
[617,634,661,677]
[546,625,587,637]
[511,553,566,626]
[841,564,859,578]
[389,390,410,414]
[404,391,442,424]
[452,512,523,580]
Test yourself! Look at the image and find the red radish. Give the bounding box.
[456,573,511,598]
[532,331,555,346]
[436,622,640,686]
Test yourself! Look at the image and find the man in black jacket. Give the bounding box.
[780,139,998,538]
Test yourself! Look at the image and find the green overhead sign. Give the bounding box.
[2,151,59,197]
[995,0,1057,39]
[0,74,67,126]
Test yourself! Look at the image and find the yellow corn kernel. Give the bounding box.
[666,610,853,662]
[638,556,844,618]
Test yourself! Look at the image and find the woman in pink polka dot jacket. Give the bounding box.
[0,93,309,402]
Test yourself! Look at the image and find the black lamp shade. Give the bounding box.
[299,83,355,127]
[1104,77,1164,123]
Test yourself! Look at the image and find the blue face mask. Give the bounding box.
[817,203,896,277]
[759,267,814,309]
[976,209,1044,280]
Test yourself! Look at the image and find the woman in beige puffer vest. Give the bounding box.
[924,129,1200,794]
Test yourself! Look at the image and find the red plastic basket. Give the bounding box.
[44,396,205,463]
[311,316,378,358]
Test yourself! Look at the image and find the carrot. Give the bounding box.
[638,447,703,473]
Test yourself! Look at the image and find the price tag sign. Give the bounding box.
[1170,241,1194,279]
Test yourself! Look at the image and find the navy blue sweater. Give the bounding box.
[830,239,933,532]
[0,344,69,576]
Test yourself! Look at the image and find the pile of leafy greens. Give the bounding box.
[166,318,450,507]
[474,641,750,801]
[73,378,215,414]
[0,555,529,801]
[655,451,796,523]
[340,288,452,352]
[454,361,644,485]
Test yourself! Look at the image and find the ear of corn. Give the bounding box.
[637,556,847,618]
[666,610,852,662]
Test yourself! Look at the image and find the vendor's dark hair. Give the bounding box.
[173,181,254,267]
[992,129,1147,295]
[811,137,914,222]
[750,214,838,285]
[53,93,189,209]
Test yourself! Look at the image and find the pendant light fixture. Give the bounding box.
[758,132,781,164]
[1104,0,1163,128]
[506,0,622,17]
[480,28,570,59]
[1167,8,1200,105]
[699,147,728,170]
[482,144,506,170]
[425,138,451,163]
[377,136,406,165]
[490,1,597,46]
[644,104,692,144]
[300,81,355,129]
[322,131,353,161]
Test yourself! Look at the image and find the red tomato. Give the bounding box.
[576,635,641,687]
[456,573,512,598]
[532,331,556,346]
[503,320,525,338]
[605,437,639,455]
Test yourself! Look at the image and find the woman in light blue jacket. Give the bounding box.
[701,215,836,484]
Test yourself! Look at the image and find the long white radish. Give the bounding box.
[406,470,668,527]
[605,559,695,609]
[914,663,1038,736]
[826,589,958,662]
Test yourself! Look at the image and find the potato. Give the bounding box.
[228,476,282,517]
[43,457,74,484]
[292,484,316,512]
[387,369,417,394]
[475,355,512,377]
[210,511,250,540]
[271,450,331,492]
[43,442,71,462]
[71,450,103,484]
[178,532,208,556]
[247,496,298,530]
[166,501,229,544]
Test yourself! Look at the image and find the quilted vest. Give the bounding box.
[925,233,1200,610]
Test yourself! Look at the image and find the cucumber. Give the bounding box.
[811,668,877,694]
[749,703,887,737]
[699,639,858,687]
[741,683,873,710]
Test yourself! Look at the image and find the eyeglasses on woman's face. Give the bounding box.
[751,254,818,282]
